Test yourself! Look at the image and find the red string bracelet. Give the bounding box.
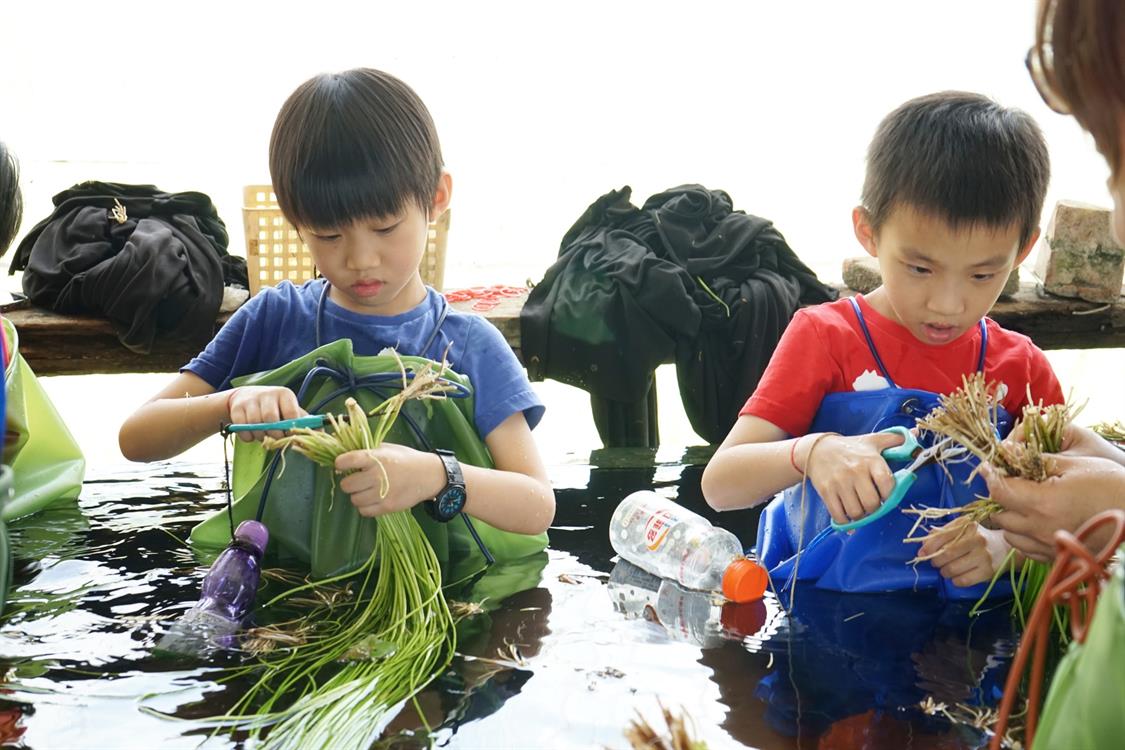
[789,435,806,475]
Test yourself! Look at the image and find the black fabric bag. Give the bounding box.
[10,182,247,353]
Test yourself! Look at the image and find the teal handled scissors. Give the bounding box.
[830,425,955,532]
[224,415,329,433]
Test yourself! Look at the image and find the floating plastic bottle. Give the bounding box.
[157,520,268,656]
[609,491,767,603]
[607,560,767,648]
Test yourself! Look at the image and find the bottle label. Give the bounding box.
[643,509,679,551]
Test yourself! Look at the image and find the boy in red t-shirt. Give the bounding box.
[702,92,1063,591]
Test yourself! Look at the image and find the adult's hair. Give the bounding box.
[0,141,22,256]
[269,68,443,230]
[861,91,1050,248]
[1033,0,1125,176]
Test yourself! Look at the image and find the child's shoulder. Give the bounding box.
[981,315,1041,355]
[236,279,325,321]
[439,300,504,351]
[789,296,861,336]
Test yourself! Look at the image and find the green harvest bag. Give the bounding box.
[2,319,85,521]
[1033,547,1125,749]
[190,339,548,580]
[0,466,13,616]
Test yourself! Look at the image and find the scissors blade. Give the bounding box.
[905,436,957,473]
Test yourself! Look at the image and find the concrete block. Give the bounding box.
[1034,200,1125,304]
[1001,266,1020,298]
[842,256,882,293]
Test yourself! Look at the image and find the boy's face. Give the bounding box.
[853,205,1037,346]
[300,173,452,316]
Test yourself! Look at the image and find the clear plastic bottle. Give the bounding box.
[607,560,768,648]
[609,491,767,603]
[607,558,665,621]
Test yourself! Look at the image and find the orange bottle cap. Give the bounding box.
[721,557,768,603]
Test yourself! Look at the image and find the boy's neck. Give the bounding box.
[862,287,899,324]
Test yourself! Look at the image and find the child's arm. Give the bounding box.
[335,411,554,535]
[118,372,304,462]
[702,414,904,523]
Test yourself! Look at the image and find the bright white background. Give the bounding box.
[0,0,1121,467]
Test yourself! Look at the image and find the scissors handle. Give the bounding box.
[828,426,920,532]
[226,415,327,433]
[830,468,917,532]
[878,425,920,462]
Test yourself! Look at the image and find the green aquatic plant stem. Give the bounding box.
[219,358,460,748]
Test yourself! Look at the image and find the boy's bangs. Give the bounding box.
[285,161,415,232]
[896,159,1032,241]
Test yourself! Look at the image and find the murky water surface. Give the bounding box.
[0,458,1017,749]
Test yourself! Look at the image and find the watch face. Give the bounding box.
[437,485,467,519]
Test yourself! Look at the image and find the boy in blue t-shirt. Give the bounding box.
[119,68,554,536]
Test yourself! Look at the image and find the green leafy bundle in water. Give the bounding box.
[218,356,460,748]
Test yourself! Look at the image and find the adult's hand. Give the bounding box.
[1008,422,1125,466]
[984,455,1125,561]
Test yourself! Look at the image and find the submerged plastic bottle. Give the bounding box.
[158,520,268,655]
[607,560,768,648]
[609,491,767,603]
[189,520,268,625]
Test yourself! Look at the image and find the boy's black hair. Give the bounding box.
[861,91,1050,247]
[0,141,22,256]
[269,68,443,230]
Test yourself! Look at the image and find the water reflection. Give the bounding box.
[0,457,1020,748]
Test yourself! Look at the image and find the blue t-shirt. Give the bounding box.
[184,279,544,438]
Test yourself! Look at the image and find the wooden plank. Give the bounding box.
[2,282,1122,376]
[0,302,230,376]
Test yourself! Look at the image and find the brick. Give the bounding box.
[842,256,882,293]
[1034,200,1125,304]
[1001,266,1019,298]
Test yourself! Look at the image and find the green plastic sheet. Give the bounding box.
[0,466,12,616]
[2,318,85,521]
[191,338,548,580]
[1033,546,1125,750]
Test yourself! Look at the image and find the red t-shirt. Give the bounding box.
[741,295,1064,437]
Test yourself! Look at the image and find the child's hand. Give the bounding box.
[918,523,1011,587]
[335,444,447,518]
[226,386,304,442]
[802,432,903,525]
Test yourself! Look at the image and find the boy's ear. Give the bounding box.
[430,171,452,220]
[852,206,878,258]
[1015,226,1040,265]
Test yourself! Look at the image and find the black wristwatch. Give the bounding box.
[426,449,466,522]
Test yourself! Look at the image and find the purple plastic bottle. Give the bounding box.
[158,520,268,656]
[193,520,269,622]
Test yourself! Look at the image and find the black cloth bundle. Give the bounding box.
[521,184,837,445]
[10,181,247,353]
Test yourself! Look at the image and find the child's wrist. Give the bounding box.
[224,387,240,419]
[793,432,840,476]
